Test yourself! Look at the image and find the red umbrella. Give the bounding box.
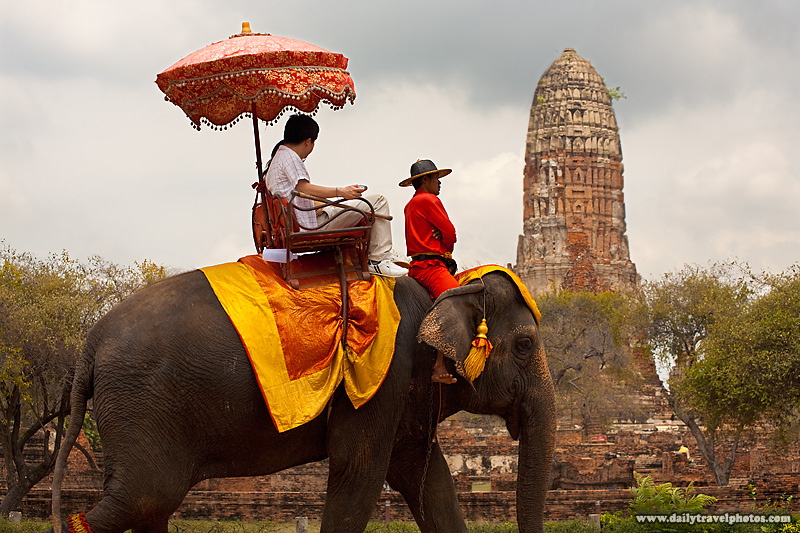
[156,22,356,180]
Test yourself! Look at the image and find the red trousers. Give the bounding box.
[409,259,459,300]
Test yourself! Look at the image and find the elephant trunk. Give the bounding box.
[515,377,556,532]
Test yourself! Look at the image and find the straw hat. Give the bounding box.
[399,159,452,187]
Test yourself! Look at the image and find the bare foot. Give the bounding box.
[432,371,457,384]
[432,360,457,384]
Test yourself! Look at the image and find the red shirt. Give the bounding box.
[404,190,457,257]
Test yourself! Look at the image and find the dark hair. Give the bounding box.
[411,177,423,190]
[269,114,320,158]
[284,114,319,144]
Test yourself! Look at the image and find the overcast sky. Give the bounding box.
[2,1,798,281]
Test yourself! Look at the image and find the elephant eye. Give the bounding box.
[515,337,533,356]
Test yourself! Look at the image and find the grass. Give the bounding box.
[6,518,800,533]
[0,518,601,533]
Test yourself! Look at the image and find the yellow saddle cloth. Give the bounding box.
[199,258,539,433]
[455,265,541,323]
[200,255,400,432]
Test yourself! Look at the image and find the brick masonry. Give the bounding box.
[514,47,639,295]
[6,409,798,522]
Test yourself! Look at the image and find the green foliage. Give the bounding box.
[0,241,170,512]
[599,77,626,101]
[600,470,799,532]
[599,513,643,533]
[169,520,282,533]
[600,515,735,533]
[629,472,717,515]
[0,245,170,429]
[544,520,598,533]
[639,261,800,486]
[467,522,517,533]
[2,518,602,533]
[642,261,752,373]
[82,411,102,454]
[364,523,418,532]
[606,86,627,101]
[0,518,50,533]
[684,266,800,430]
[638,261,782,484]
[540,289,644,431]
[748,484,795,516]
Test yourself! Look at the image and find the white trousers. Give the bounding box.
[317,194,393,261]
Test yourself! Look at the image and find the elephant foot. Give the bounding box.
[432,352,457,384]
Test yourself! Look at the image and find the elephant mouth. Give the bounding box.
[503,387,524,440]
[502,375,529,440]
[505,410,521,440]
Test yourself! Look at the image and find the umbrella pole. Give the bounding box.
[252,102,274,251]
[252,103,272,250]
[252,102,265,184]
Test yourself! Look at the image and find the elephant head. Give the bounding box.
[417,270,556,532]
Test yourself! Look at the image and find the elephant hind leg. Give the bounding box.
[79,484,185,533]
[131,519,169,533]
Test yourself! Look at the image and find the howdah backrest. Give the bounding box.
[251,182,271,252]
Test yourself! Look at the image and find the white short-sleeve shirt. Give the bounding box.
[265,145,317,230]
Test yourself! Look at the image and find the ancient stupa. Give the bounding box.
[514,48,638,294]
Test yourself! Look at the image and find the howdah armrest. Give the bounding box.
[288,191,375,232]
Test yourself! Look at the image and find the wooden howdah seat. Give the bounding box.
[252,181,375,287]
[252,181,382,343]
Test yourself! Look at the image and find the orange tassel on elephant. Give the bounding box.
[464,318,492,382]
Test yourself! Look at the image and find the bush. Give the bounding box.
[169,520,282,533]
[599,514,643,533]
[600,471,725,532]
[0,519,49,533]
[468,522,517,533]
[545,519,599,533]
[629,472,717,515]
[365,522,420,532]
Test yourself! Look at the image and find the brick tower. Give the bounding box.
[514,48,638,295]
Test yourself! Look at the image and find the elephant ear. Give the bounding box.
[417,283,485,379]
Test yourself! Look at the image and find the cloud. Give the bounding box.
[307,78,528,269]
[624,85,800,278]
[1,0,798,283]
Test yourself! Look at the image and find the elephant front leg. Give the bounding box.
[386,439,467,533]
[320,394,398,532]
[321,452,389,532]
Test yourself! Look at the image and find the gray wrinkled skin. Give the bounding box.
[52,270,555,533]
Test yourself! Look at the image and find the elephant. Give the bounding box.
[51,267,556,533]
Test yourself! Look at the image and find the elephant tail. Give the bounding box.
[51,342,95,531]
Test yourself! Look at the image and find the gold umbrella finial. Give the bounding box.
[241,22,252,34]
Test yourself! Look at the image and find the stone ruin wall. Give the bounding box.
[514,48,639,295]
[8,404,799,522]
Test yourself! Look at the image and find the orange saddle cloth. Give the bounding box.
[200,255,400,433]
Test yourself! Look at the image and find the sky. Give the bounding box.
[2,1,799,281]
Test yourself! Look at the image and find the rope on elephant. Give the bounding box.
[419,381,443,521]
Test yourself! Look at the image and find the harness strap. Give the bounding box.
[411,252,452,262]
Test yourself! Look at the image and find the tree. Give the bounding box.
[540,290,644,436]
[640,261,800,486]
[680,265,800,441]
[0,243,168,513]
